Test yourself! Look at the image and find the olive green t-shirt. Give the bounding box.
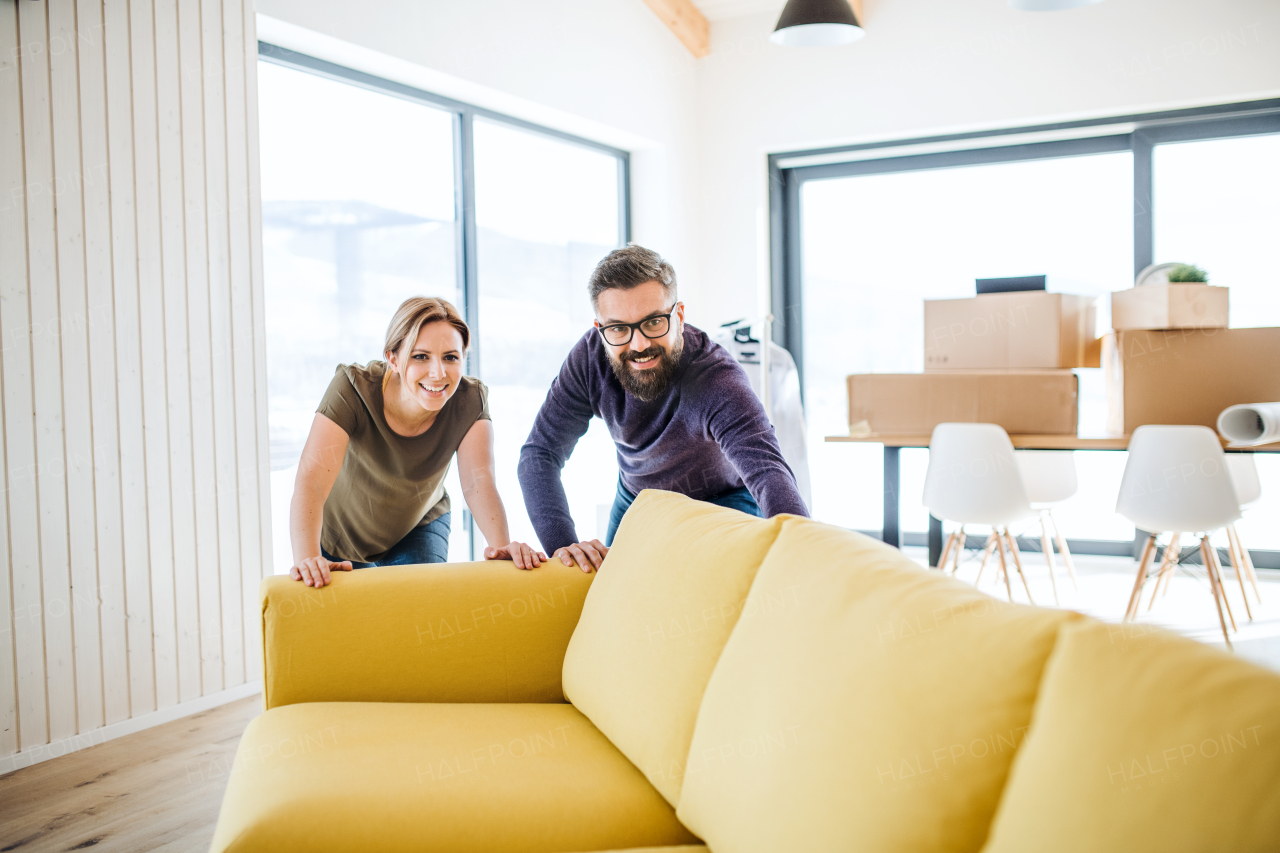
[318,361,490,563]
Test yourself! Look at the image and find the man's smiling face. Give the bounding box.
[594,280,685,402]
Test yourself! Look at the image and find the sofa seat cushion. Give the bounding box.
[210,702,699,853]
[981,620,1280,853]
[564,490,789,806]
[676,517,1080,853]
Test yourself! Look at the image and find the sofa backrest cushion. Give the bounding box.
[562,490,787,807]
[981,619,1280,853]
[675,517,1079,853]
[261,561,594,708]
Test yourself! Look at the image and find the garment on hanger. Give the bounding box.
[712,321,812,510]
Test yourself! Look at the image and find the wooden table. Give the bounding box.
[825,433,1280,567]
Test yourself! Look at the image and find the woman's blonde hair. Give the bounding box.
[382,297,470,391]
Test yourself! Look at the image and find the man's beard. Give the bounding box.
[608,335,684,402]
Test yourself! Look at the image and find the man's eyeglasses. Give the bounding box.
[595,304,678,347]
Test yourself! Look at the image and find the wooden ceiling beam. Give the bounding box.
[642,0,711,58]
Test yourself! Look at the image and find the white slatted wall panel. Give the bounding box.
[0,0,270,768]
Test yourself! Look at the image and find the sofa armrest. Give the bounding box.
[260,561,594,710]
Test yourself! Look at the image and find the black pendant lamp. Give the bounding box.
[770,0,865,47]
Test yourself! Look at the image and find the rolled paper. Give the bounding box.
[1217,402,1280,446]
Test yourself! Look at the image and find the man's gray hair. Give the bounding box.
[588,244,677,306]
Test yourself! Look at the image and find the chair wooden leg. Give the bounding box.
[1236,527,1262,602]
[994,528,1015,603]
[1125,535,1156,622]
[1039,513,1060,605]
[950,527,967,574]
[1223,527,1253,622]
[1148,533,1180,612]
[1206,539,1238,633]
[1004,530,1035,606]
[938,530,957,572]
[1229,525,1262,604]
[1243,537,1262,602]
[1158,533,1182,600]
[974,532,997,585]
[1145,538,1170,613]
[1200,536,1233,651]
[1162,532,1177,596]
[1048,510,1078,591]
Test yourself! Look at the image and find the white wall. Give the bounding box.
[695,0,1280,325]
[0,0,268,769]
[253,0,708,313]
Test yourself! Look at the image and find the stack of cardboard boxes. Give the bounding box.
[847,289,1098,435]
[1107,283,1280,435]
[845,281,1280,438]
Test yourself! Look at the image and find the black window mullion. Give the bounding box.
[448,110,468,352]
[450,110,481,560]
[782,168,804,391]
[791,134,1131,184]
[618,155,632,245]
[767,156,787,351]
[458,110,480,379]
[1133,128,1155,278]
[1139,112,1280,146]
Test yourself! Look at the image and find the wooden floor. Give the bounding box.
[0,696,261,853]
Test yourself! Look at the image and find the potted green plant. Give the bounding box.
[1112,262,1226,330]
[1166,263,1208,283]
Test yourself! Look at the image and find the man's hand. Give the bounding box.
[290,555,353,588]
[484,541,548,570]
[553,539,609,573]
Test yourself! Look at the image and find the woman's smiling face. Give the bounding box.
[389,320,465,413]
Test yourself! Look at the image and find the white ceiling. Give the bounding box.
[692,0,787,22]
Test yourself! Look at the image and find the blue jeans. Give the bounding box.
[322,513,451,567]
[605,478,761,546]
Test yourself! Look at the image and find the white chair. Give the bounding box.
[1145,450,1262,620]
[923,423,1037,604]
[1015,450,1080,602]
[1224,453,1263,606]
[1115,425,1242,649]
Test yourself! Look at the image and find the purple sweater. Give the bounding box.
[518,324,809,552]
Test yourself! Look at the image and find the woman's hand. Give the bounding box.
[484,542,548,570]
[290,414,351,589]
[290,555,353,587]
[553,539,609,573]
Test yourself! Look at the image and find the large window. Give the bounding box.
[800,151,1133,541]
[258,46,627,571]
[774,101,1280,556]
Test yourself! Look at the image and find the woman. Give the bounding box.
[290,297,545,587]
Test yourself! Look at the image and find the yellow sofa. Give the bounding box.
[211,490,1280,853]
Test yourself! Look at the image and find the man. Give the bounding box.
[518,244,809,571]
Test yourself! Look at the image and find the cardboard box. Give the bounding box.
[847,372,1079,436]
[1113,327,1280,433]
[1110,283,1228,330]
[924,292,1099,370]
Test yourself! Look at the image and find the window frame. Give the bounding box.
[257,42,632,380]
[769,98,1280,564]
